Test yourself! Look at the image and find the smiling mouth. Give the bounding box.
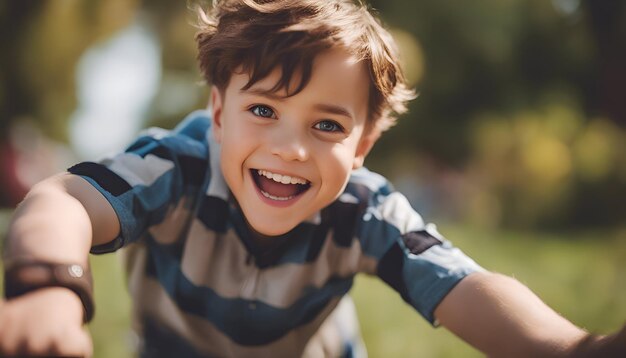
[251,169,311,201]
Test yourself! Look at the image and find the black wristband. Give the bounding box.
[3,260,95,323]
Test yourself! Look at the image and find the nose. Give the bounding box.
[269,128,309,162]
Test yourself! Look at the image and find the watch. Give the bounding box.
[3,260,95,323]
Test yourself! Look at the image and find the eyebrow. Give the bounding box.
[242,88,354,120]
[242,88,284,100]
[313,103,354,120]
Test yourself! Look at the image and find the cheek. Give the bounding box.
[219,149,236,183]
[219,139,246,185]
[321,144,358,177]
[225,117,264,145]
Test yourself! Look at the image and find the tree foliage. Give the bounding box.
[2,0,625,229]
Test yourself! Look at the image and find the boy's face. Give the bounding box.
[211,48,376,236]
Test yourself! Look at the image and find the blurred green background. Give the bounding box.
[1,0,625,356]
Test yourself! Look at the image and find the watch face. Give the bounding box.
[68,264,85,278]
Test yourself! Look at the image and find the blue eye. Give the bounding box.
[250,105,276,119]
[315,120,343,132]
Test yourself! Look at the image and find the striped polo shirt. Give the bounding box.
[68,110,483,357]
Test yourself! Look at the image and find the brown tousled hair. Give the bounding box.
[195,0,416,132]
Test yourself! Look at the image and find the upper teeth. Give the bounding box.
[258,170,308,185]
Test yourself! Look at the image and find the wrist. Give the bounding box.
[3,259,95,323]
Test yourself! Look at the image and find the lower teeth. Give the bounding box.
[261,190,294,201]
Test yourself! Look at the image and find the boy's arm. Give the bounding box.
[0,173,119,356]
[5,172,120,262]
[434,271,626,357]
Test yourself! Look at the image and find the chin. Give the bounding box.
[249,220,296,237]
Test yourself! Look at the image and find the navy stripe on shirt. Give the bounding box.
[68,162,132,196]
[145,240,354,345]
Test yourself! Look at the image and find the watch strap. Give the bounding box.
[3,260,95,323]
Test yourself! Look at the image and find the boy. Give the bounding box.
[1,0,625,356]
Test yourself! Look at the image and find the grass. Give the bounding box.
[352,224,626,357]
[2,208,625,357]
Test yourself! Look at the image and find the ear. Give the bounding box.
[353,128,380,169]
[210,86,224,143]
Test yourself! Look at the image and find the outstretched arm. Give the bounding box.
[4,173,119,262]
[0,173,119,357]
[435,271,626,357]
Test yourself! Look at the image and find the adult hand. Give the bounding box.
[0,287,92,357]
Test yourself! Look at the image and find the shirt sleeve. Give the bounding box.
[67,111,211,254]
[354,172,485,325]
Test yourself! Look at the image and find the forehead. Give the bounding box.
[227,49,371,120]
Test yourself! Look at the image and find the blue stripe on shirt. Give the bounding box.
[146,237,354,345]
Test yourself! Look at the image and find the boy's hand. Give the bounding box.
[572,324,626,357]
[0,287,93,357]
